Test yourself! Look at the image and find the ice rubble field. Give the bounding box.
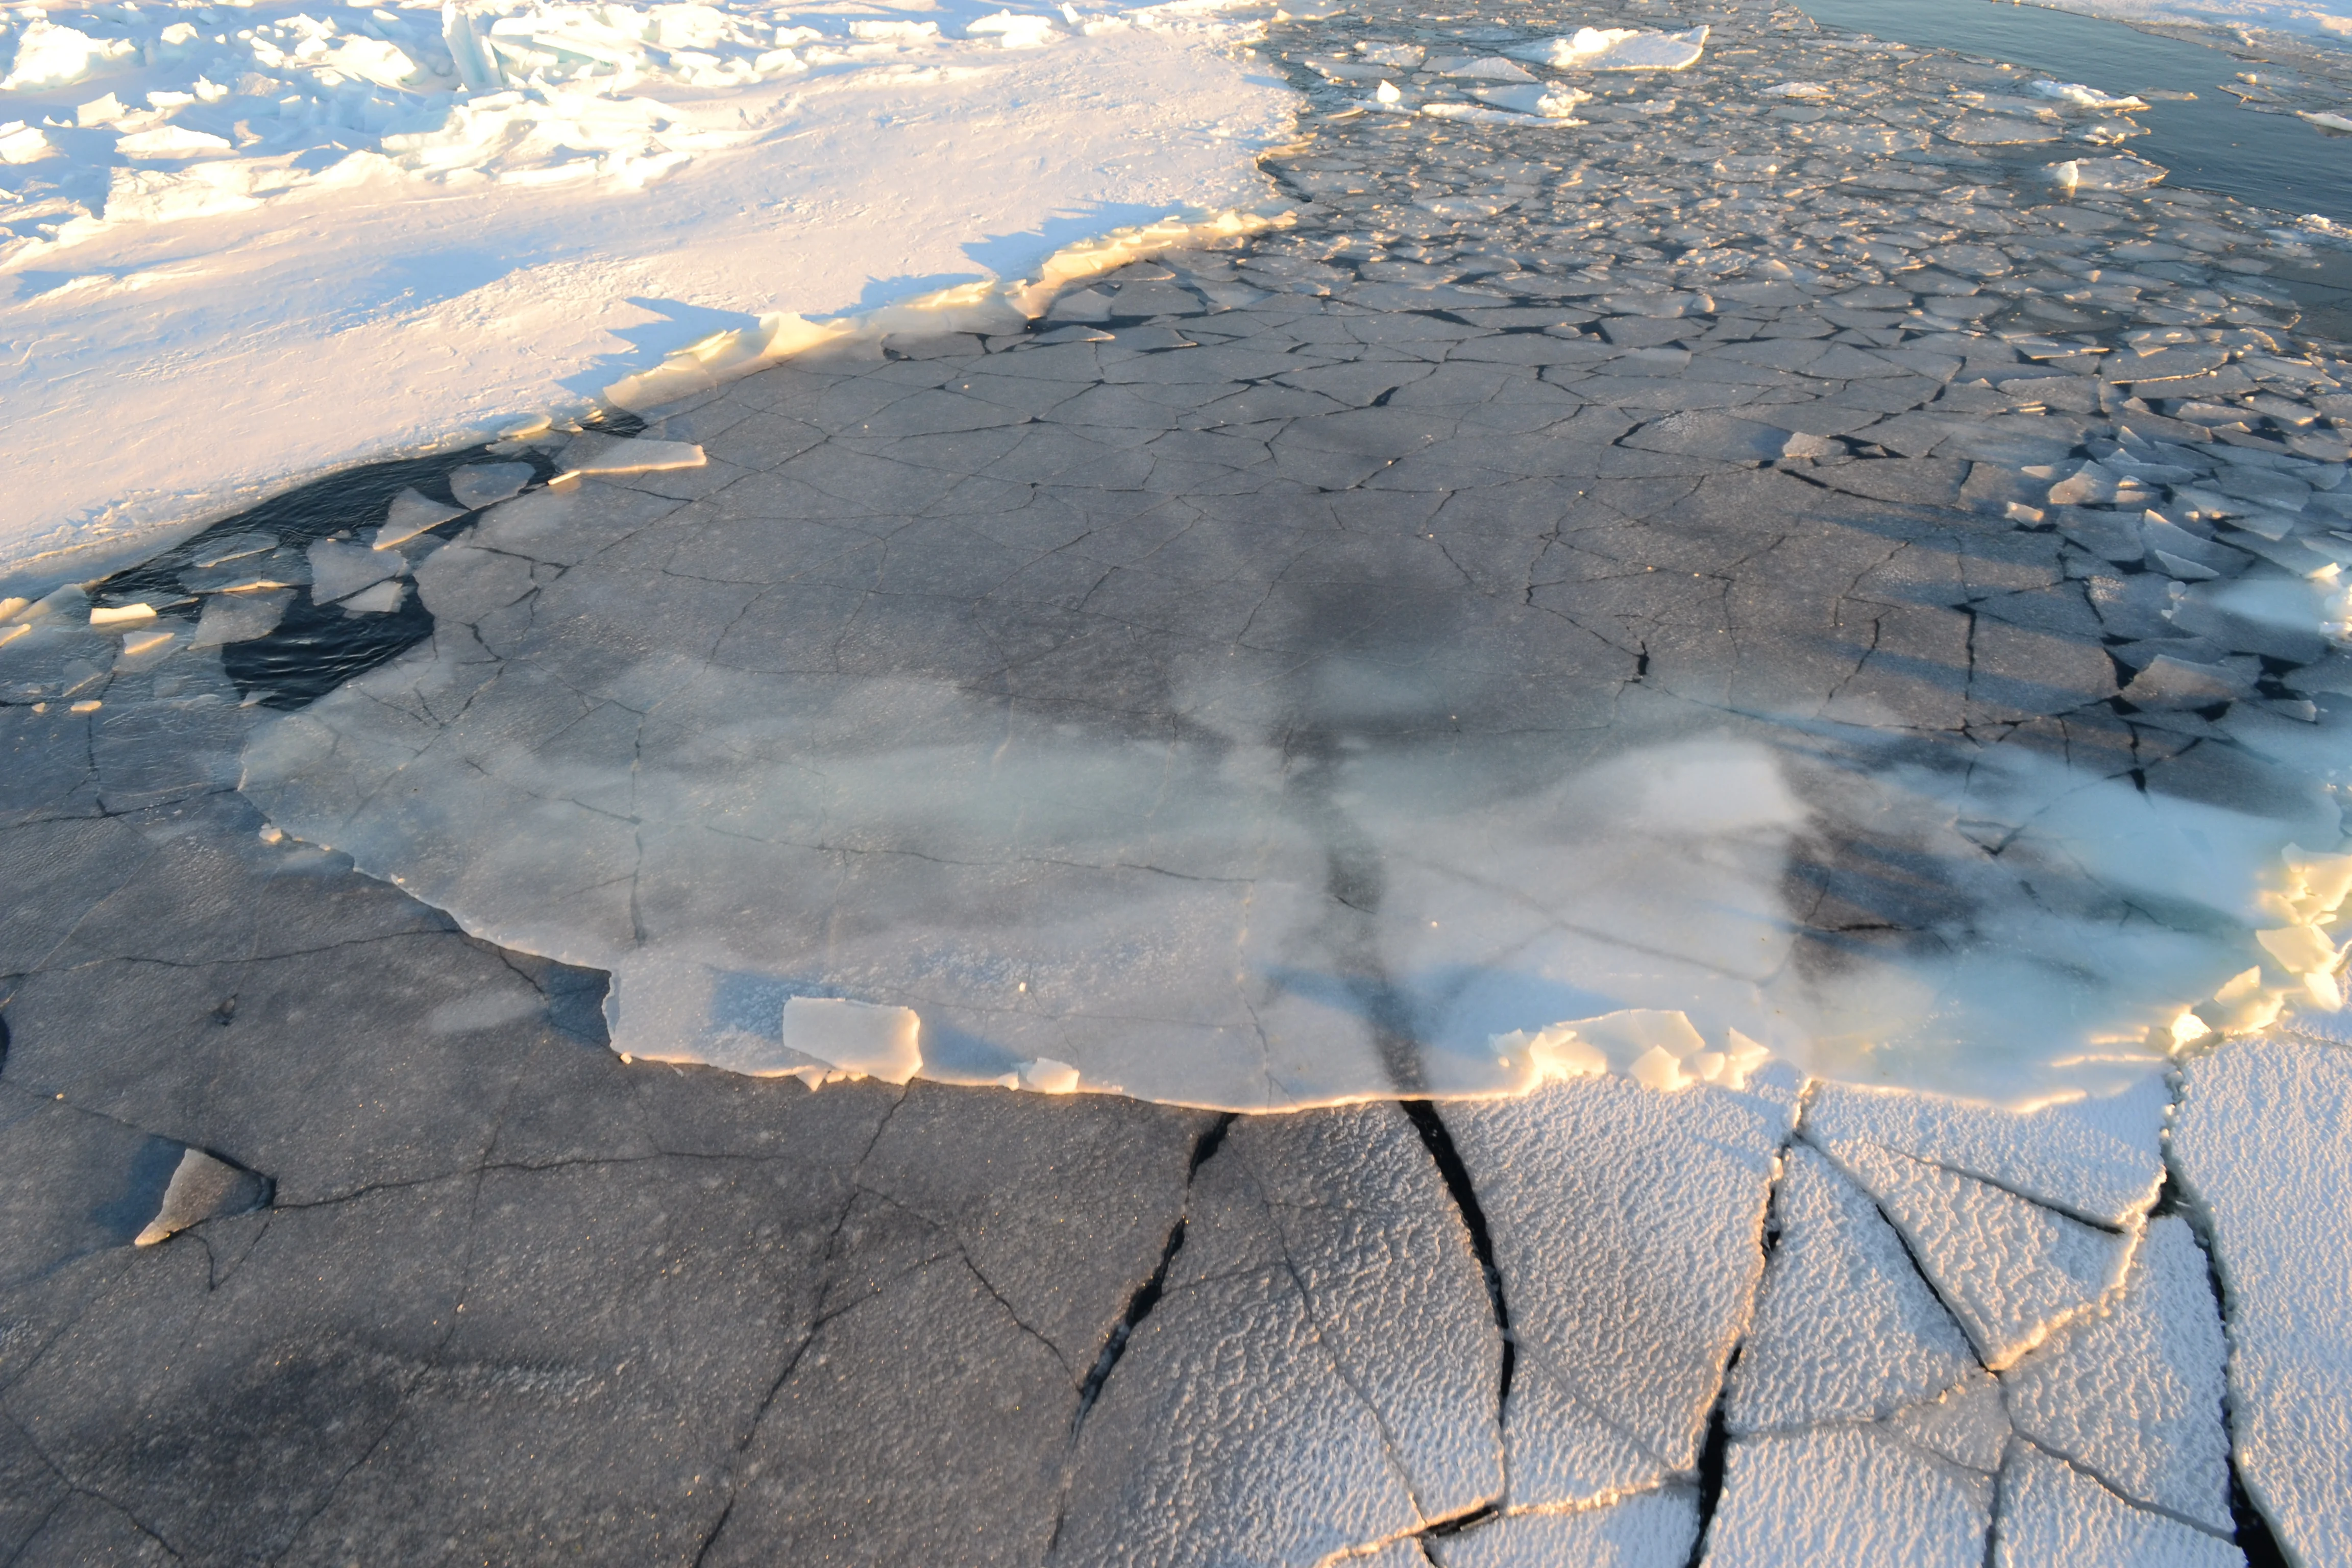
[0,0,1295,584]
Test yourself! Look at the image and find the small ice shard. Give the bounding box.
[1441,57,1537,82]
[1015,1057,1082,1093]
[190,589,291,648]
[447,463,535,511]
[1355,42,1423,67]
[556,433,706,476]
[1511,26,1706,71]
[1999,1216,2234,1530]
[778,996,921,1084]
[75,91,126,126]
[134,1147,269,1245]
[1375,80,1403,106]
[88,603,156,628]
[2298,110,2352,133]
[1993,1443,2244,1567]
[1761,82,1831,98]
[2031,80,2150,111]
[339,580,408,615]
[371,486,464,550]
[306,538,401,604]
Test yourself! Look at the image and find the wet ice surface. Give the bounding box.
[191,0,2352,1114]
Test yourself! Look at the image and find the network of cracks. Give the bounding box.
[3,0,2352,1561]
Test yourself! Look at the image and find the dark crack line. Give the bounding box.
[1396,1101,1514,1418]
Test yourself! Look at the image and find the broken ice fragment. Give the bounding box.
[1015,1057,1082,1093]
[1761,82,1830,99]
[134,1147,268,1245]
[2031,80,2150,111]
[117,627,179,667]
[556,433,705,477]
[190,589,291,648]
[1993,1443,2243,1568]
[1510,26,1706,72]
[89,603,156,628]
[1440,57,1536,82]
[1469,83,1588,117]
[306,538,402,604]
[1947,117,2064,144]
[189,530,276,569]
[2044,156,2168,191]
[447,461,534,510]
[778,996,921,1084]
[371,486,464,550]
[338,581,408,615]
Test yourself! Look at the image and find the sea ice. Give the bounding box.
[1992,1443,2245,1568]
[1701,1424,1991,1568]
[1438,1072,1792,1508]
[1510,26,1708,71]
[448,463,536,511]
[304,539,402,605]
[371,487,466,551]
[1998,1216,2234,1530]
[555,434,706,476]
[1825,1142,2139,1370]
[1433,1490,1698,1568]
[338,580,409,615]
[2169,1037,2352,1567]
[1726,1147,1980,1435]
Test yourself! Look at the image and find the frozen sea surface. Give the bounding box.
[109,0,2339,1111]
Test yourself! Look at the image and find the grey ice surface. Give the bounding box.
[4,0,2349,1561]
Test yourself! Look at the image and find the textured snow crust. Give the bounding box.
[2170,1036,2352,1568]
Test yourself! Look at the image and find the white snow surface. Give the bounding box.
[0,0,1296,585]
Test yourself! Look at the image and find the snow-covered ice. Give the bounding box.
[0,0,1297,585]
[2169,1036,2352,1567]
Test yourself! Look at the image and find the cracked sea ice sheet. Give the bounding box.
[233,462,2338,1110]
[219,0,2352,1113]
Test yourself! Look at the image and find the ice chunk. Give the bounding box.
[133,1148,268,1246]
[2169,1037,2352,1566]
[447,462,535,511]
[1947,116,2065,144]
[1440,1074,1790,1508]
[1355,42,1423,68]
[1803,1077,2167,1229]
[1704,1425,1991,1568]
[967,12,1059,48]
[778,996,921,1084]
[1510,26,1707,72]
[1440,57,1537,82]
[1469,84,1590,118]
[0,20,138,90]
[1999,1217,2233,1530]
[190,590,292,649]
[115,126,235,160]
[372,487,465,550]
[1992,1443,2243,1568]
[1014,1057,1081,1093]
[1760,82,1830,99]
[1728,1147,1979,1434]
[1827,1142,2139,1369]
[339,581,408,615]
[2043,156,2168,191]
[117,627,180,667]
[2031,81,2151,111]
[556,434,706,476]
[88,603,156,628]
[306,538,403,604]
